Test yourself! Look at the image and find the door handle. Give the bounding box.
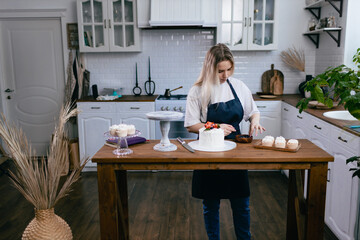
[5,88,14,93]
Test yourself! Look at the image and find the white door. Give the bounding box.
[0,19,65,155]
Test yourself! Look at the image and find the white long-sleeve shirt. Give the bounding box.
[184,77,259,127]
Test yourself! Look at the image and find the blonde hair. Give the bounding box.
[194,43,235,121]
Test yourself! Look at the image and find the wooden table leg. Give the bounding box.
[305,163,328,240]
[97,164,129,240]
[286,169,298,240]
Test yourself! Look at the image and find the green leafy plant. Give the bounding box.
[297,48,360,178]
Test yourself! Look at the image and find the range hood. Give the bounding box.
[149,0,204,27]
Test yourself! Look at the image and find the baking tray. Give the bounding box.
[253,141,301,153]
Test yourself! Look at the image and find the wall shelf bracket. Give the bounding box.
[325,29,341,47]
[304,34,320,48]
[305,7,321,20]
[326,0,343,17]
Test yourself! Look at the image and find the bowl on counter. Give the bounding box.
[235,134,253,143]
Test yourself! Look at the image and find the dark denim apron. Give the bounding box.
[192,79,250,199]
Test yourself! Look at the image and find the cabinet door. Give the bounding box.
[108,0,141,51]
[327,147,359,240]
[121,114,152,139]
[247,0,277,50]
[281,103,295,139]
[217,0,277,51]
[218,0,249,50]
[77,0,109,52]
[78,113,116,168]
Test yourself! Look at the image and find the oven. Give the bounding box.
[155,95,198,140]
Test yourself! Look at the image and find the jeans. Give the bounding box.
[203,198,251,240]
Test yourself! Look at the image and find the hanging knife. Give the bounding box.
[177,137,195,153]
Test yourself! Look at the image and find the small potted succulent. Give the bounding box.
[296,48,360,178]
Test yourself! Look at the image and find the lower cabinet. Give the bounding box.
[281,102,360,240]
[326,128,359,240]
[77,101,155,170]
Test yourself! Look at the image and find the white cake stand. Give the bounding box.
[146,111,184,151]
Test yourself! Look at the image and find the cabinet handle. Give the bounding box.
[337,136,348,143]
[91,107,101,109]
[297,115,303,119]
[108,19,111,28]
[249,17,252,27]
[130,107,140,110]
[104,19,106,28]
[283,108,289,111]
[244,17,247,27]
[314,125,322,130]
[327,168,330,182]
[257,106,266,108]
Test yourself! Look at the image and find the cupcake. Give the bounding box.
[286,139,299,149]
[109,125,118,136]
[127,124,136,135]
[116,126,128,137]
[275,136,286,148]
[262,136,274,147]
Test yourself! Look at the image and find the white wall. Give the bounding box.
[0,0,323,97]
[344,0,360,69]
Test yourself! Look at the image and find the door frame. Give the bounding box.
[0,8,67,117]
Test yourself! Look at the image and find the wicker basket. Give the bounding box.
[22,208,73,240]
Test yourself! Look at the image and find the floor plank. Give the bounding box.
[0,161,334,240]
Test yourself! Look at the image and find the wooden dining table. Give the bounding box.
[92,139,333,240]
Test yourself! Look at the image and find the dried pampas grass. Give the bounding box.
[280,46,305,72]
[0,103,89,210]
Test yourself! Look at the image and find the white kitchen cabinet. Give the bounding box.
[77,101,155,171]
[77,102,117,170]
[240,101,281,138]
[281,102,296,139]
[217,0,278,51]
[116,102,156,140]
[326,128,359,240]
[77,0,141,52]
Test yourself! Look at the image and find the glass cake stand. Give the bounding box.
[104,130,141,156]
[146,111,184,152]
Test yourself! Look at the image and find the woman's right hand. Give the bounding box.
[219,123,236,136]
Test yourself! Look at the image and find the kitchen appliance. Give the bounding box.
[155,94,197,140]
[133,63,142,96]
[144,57,155,96]
[164,86,183,98]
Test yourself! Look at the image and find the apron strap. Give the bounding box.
[227,79,240,101]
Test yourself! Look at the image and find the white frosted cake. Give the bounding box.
[199,127,225,148]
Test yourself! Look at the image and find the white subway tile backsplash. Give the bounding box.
[85,29,306,96]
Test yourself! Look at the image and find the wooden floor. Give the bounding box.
[0,161,335,240]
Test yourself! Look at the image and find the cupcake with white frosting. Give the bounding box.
[262,135,274,147]
[286,139,299,149]
[275,136,286,148]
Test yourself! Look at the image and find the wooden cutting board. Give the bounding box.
[261,64,284,95]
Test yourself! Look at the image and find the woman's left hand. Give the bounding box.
[249,113,265,136]
[249,122,265,136]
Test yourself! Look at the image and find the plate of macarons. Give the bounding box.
[253,136,301,152]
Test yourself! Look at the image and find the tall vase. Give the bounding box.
[22,208,73,240]
[298,74,312,98]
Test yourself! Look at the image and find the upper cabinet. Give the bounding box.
[137,0,218,28]
[217,0,278,51]
[77,0,141,52]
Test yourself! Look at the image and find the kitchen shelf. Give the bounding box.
[305,0,343,19]
[303,27,342,48]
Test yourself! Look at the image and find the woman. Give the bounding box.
[184,43,265,240]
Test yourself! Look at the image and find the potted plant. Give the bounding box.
[0,103,89,239]
[297,48,360,178]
